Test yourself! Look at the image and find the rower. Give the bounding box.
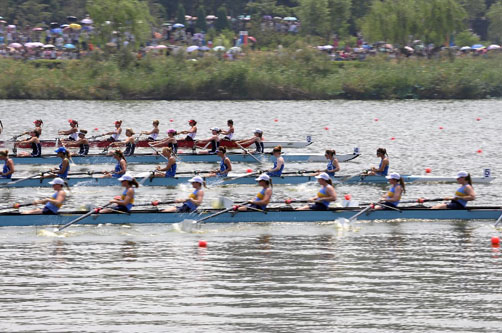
[0,150,15,179]
[101,174,138,213]
[162,176,205,213]
[58,119,79,141]
[237,129,264,153]
[16,130,41,157]
[199,127,221,154]
[208,147,232,177]
[237,173,273,211]
[296,172,337,210]
[47,147,70,179]
[111,128,136,156]
[103,150,127,178]
[267,146,284,177]
[21,177,67,215]
[154,147,177,178]
[368,147,389,176]
[179,119,197,141]
[142,120,160,141]
[64,129,89,156]
[222,119,234,140]
[432,171,476,209]
[152,129,178,154]
[374,172,405,210]
[105,120,123,142]
[319,149,340,177]
[19,119,43,137]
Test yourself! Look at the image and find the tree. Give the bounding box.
[214,6,229,31]
[457,0,486,22]
[419,0,466,46]
[297,0,330,37]
[176,3,186,25]
[87,0,154,48]
[196,6,207,32]
[327,0,351,37]
[487,1,502,43]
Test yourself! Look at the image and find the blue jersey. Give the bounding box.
[119,188,134,211]
[58,159,70,179]
[113,161,123,178]
[218,159,229,176]
[253,188,268,210]
[454,185,468,207]
[385,184,402,206]
[44,192,62,214]
[327,159,336,177]
[184,189,199,211]
[316,186,330,207]
[2,160,12,179]
[165,162,177,177]
[376,159,389,176]
[268,160,284,177]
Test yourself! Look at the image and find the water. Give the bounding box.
[0,100,501,332]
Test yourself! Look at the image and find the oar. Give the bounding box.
[236,142,262,163]
[223,170,260,182]
[0,202,34,211]
[192,204,243,225]
[88,133,106,140]
[134,200,177,207]
[67,171,101,176]
[348,204,375,222]
[0,170,51,186]
[494,211,502,227]
[358,198,446,205]
[0,120,3,133]
[57,203,113,231]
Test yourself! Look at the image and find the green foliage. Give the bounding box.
[487,1,502,44]
[215,6,230,31]
[297,0,330,37]
[327,0,351,37]
[455,30,481,47]
[176,3,186,25]
[196,6,207,32]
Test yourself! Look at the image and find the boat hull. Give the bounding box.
[10,153,360,165]
[0,207,500,227]
[0,174,494,188]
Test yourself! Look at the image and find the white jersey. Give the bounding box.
[69,132,78,140]
[148,132,158,140]
[224,127,234,140]
[187,131,196,140]
[111,131,120,141]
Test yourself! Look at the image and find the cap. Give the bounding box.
[54,147,67,154]
[118,174,133,182]
[255,173,270,182]
[210,127,220,132]
[188,176,204,184]
[385,172,401,180]
[456,171,468,178]
[167,129,176,134]
[315,172,331,181]
[254,128,263,134]
[188,119,196,124]
[68,119,77,124]
[33,119,42,124]
[48,177,65,185]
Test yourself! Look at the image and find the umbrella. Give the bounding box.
[206,15,217,20]
[487,44,501,50]
[229,46,242,53]
[238,15,251,21]
[212,46,226,52]
[199,46,210,51]
[81,18,93,24]
[43,44,55,48]
[67,16,77,22]
[0,20,6,24]
[25,42,44,48]
[384,43,393,49]
[404,46,414,52]
[283,17,297,21]
[105,42,117,47]
[162,23,172,27]
[471,44,484,49]
[172,23,184,28]
[186,45,199,53]
[318,45,333,50]
[8,43,22,48]
[155,45,168,49]
[263,15,272,20]
[273,16,282,20]
[362,44,371,50]
[7,24,16,29]
[69,23,81,30]
[51,28,62,35]
[61,24,69,28]
[185,15,192,20]
[248,36,256,43]
[32,27,44,31]
[460,46,471,51]
[63,43,76,49]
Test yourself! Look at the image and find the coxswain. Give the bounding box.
[154,147,177,177]
[222,119,234,140]
[319,149,340,177]
[368,147,389,176]
[152,129,178,154]
[296,172,337,210]
[208,147,232,177]
[162,176,205,213]
[237,129,264,153]
[237,174,273,211]
[199,127,221,154]
[103,150,127,178]
[374,172,405,210]
[105,120,123,142]
[179,119,197,141]
[46,147,70,179]
[432,171,476,209]
[0,150,15,179]
[141,120,160,141]
[58,119,79,141]
[267,146,284,177]
[101,174,138,213]
[111,128,136,156]
[16,130,41,157]
[21,177,67,215]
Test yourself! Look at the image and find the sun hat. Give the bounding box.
[254,128,263,134]
[188,176,204,184]
[48,177,64,185]
[385,172,401,180]
[118,174,133,182]
[210,127,220,132]
[255,173,270,182]
[54,147,67,154]
[456,171,468,178]
[315,172,331,181]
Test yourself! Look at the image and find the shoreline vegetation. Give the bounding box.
[2,50,502,100]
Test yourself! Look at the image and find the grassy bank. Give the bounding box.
[2,51,502,100]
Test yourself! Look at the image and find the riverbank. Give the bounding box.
[1,51,502,100]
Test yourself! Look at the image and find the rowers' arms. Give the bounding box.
[112,160,127,176]
[36,191,66,206]
[314,186,337,202]
[372,158,388,173]
[385,186,403,203]
[249,188,272,206]
[269,157,284,172]
[58,128,77,135]
[446,185,476,202]
[156,157,176,172]
[110,188,134,206]
[186,189,204,206]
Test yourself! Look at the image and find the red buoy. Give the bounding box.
[274,119,278,122]
[151,200,159,206]
[374,118,379,121]
[324,127,329,130]
[425,168,431,173]
[477,149,483,154]
[285,198,292,204]
[492,237,500,246]
[476,117,481,121]
[94,128,99,131]
[344,194,352,200]
[199,240,207,248]
[246,168,253,173]
[170,119,174,122]
[390,137,395,141]
[439,126,443,130]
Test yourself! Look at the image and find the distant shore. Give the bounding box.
[1,51,502,100]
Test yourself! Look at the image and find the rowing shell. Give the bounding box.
[2,139,313,150]
[0,207,500,227]
[10,152,360,165]
[0,174,494,188]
